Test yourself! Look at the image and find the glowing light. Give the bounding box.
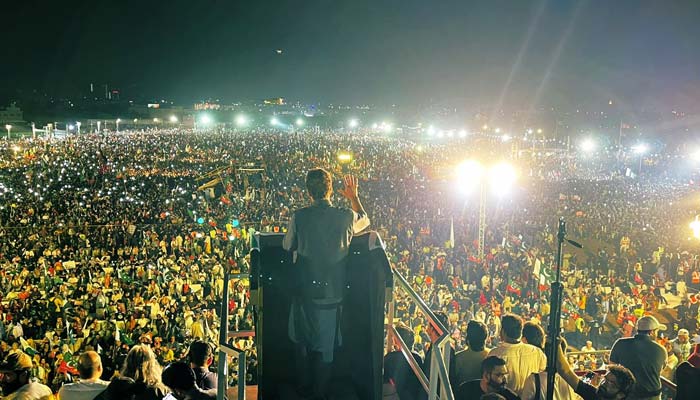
[348,118,359,128]
[271,117,280,126]
[456,160,484,194]
[488,163,517,196]
[482,124,488,130]
[501,134,511,142]
[427,126,436,136]
[68,125,75,131]
[169,115,178,123]
[691,149,700,162]
[459,129,467,138]
[338,152,353,163]
[153,118,159,123]
[296,118,304,126]
[632,143,649,154]
[691,216,700,239]
[580,138,597,152]
[235,115,248,126]
[495,128,501,133]
[527,129,533,134]
[537,128,543,134]
[201,115,212,124]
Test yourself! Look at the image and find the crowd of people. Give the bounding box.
[0,127,699,399]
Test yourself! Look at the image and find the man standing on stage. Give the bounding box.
[283,169,370,399]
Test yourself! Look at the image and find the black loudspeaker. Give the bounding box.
[251,231,393,400]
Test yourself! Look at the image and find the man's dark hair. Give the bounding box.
[162,362,196,392]
[481,356,506,377]
[501,314,523,341]
[395,324,415,349]
[522,322,545,349]
[608,365,636,397]
[466,320,488,352]
[305,168,332,200]
[188,340,212,367]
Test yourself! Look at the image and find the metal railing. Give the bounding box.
[387,269,454,400]
[217,271,252,400]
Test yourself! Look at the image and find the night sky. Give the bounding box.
[3,0,700,110]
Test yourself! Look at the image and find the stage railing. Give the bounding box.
[217,271,251,400]
[387,269,454,400]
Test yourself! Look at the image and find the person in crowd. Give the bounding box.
[383,324,423,400]
[455,356,520,400]
[119,345,169,400]
[556,337,636,400]
[161,362,217,400]
[521,338,581,400]
[455,320,491,386]
[488,314,546,396]
[283,170,369,399]
[0,351,52,400]
[521,322,545,350]
[57,351,109,400]
[186,341,217,391]
[671,329,692,362]
[610,316,667,400]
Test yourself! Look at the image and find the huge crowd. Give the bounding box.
[0,127,699,399]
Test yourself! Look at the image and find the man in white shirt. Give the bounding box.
[0,351,52,400]
[57,351,109,400]
[488,314,546,397]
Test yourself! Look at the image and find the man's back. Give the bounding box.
[610,335,666,398]
[384,351,423,400]
[488,342,546,396]
[4,381,53,400]
[58,379,109,400]
[454,347,489,386]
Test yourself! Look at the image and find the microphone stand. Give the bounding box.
[546,217,566,400]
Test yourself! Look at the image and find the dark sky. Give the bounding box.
[3,0,700,110]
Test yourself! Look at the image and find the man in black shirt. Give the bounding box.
[555,337,635,400]
[188,340,217,390]
[456,356,520,400]
[384,324,424,400]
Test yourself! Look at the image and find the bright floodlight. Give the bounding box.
[153,118,159,123]
[116,118,121,123]
[537,128,543,134]
[482,124,488,130]
[691,149,700,162]
[691,216,700,239]
[427,125,436,136]
[235,115,247,126]
[501,134,511,142]
[296,118,304,126]
[495,128,501,133]
[632,143,648,154]
[372,123,378,129]
[201,114,212,124]
[447,130,454,138]
[169,115,178,123]
[489,163,517,196]
[580,138,596,152]
[68,124,75,130]
[436,130,444,138]
[456,160,484,195]
[270,117,280,126]
[338,152,353,163]
[381,122,392,132]
[527,129,533,134]
[348,118,359,128]
[459,129,467,138]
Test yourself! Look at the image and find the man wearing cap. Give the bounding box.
[671,329,692,362]
[0,351,52,400]
[610,316,667,400]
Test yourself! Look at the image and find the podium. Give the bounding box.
[251,231,393,400]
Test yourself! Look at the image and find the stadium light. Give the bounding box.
[200,114,212,124]
[296,117,304,126]
[482,124,488,130]
[691,149,700,162]
[501,134,511,142]
[235,115,248,127]
[456,160,485,195]
[169,115,178,123]
[338,152,353,163]
[459,129,467,138]
[270,117,280,126]
[632,143,648,154]
[691,216,700,239]
[495,128,501,133]
[348,118,359,128]
[580,137,596,152]
[68,124,75,131]
[5,124,12,139]
[489,163,517,196]
[427,125,436,136]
